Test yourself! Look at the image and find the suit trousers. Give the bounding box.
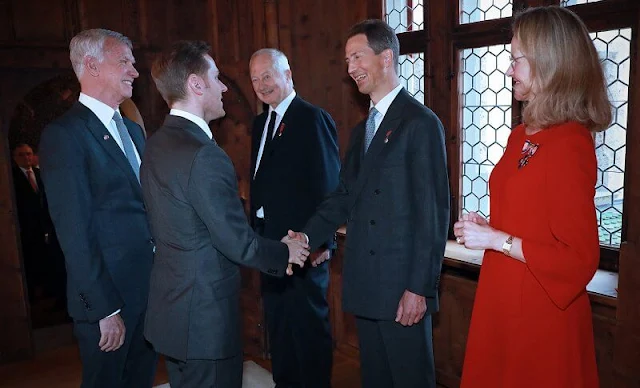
[74,309,157,388]
[355,315,435,388]
[165,353,243,388]
[257,220,333,388]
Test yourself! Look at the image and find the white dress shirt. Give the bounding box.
[78,93,141,164]
[369,84,404,135]
[253,90,297,219]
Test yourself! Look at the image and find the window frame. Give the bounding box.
[388,0,640,272]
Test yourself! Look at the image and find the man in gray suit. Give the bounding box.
[292,20,450,388]
[140,40,310,388]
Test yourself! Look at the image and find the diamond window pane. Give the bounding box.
[561,0,603,6]
[399,53,425,104]
[460,0,512,25]
[460,44,512,219]
[385,0,424,33]
[591,28,630,248]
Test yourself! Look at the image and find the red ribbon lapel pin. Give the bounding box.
[518,139,539,169]
[277,123,286,137]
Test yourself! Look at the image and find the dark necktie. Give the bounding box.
[263,111,277,153]
[113,111,140,182]
[364,107,379,153]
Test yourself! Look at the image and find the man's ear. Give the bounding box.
[85,56,100,76]
[382,49,393,68]
[188,74,204,95]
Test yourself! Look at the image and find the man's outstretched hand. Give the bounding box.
[281,231,310,275]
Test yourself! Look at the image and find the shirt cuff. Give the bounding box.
[105,309,121,319]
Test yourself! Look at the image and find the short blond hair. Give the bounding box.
[514,6,611,132]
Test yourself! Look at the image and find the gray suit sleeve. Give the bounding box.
[187,144,289,276]
[407,114,450,298]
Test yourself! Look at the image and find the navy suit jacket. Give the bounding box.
[250,96,340,244]
[303,89,450,319]
[39,102,154,323]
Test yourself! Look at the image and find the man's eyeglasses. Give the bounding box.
[509,55,525,69]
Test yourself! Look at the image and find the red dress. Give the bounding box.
[460,122,600,388]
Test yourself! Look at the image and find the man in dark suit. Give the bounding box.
[141,40,309,388]
[39,29,157,387]
[249,48,340,388]
[12,143,51,303]
[292,19,450,388]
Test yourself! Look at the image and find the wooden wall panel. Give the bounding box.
[433,271,476,387]
[138,0,167,47]
[12,0,66,43]
[0,1,14,42]
[78,0,127,39]
[166,0,209,42]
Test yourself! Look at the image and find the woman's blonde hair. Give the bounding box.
[514,6,612,132]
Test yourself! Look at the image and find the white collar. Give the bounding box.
[79,93,121,129]
[169,109,212,139]
[369,84,403,117]
[269,90,297,118]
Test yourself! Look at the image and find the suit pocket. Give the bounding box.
[213,268,241,300]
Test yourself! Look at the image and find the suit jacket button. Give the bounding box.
[369,220,375,225]
[374,189,381,195]
[369,250,375,256]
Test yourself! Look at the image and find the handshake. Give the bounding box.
[280,230,330,275]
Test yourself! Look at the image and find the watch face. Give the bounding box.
[502,236,513,256]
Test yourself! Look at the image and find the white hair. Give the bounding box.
[69,29,132,78]
[251,48,291,75]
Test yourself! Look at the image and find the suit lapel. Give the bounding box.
[254,97,300,178]
[348,90,409,203]
[260,98,297,166]
[14,168,32,192]
[251,113,268,178]
[75,103,141,190]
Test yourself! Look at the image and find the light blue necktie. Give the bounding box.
[113,111,140,182]
[364,107,379,153]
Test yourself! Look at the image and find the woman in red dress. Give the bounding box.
[455,6,612,388]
